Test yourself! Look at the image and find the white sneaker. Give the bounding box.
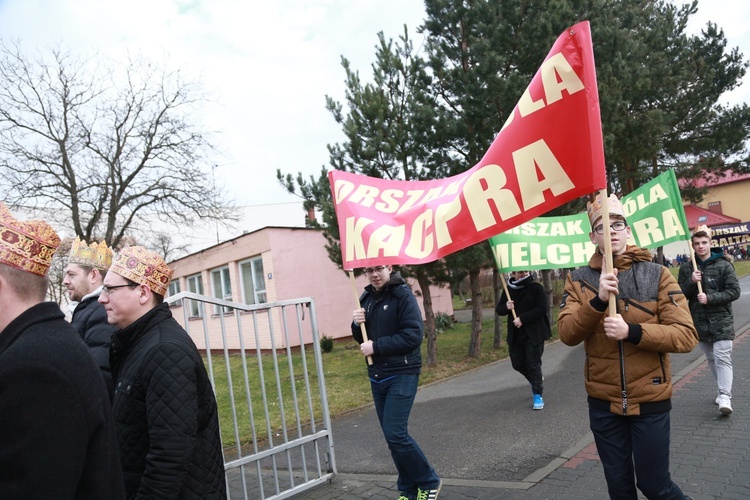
[715,394,720,405]
[718,395,733,415]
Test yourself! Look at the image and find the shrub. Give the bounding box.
[434,312,454,334]
[320,335,334,353]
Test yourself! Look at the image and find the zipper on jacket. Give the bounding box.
[660,353,667,383]
[579,279,599,295]
[667,290,684,307]
[619,341,628,415]
[622,297,654,316]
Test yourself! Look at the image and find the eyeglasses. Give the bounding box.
[593,221,628,235]
[101,283,138,295]
[363,266,387,275]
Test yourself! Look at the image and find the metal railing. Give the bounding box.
[166,292,337,499]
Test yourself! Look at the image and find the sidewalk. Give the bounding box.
[296,323,750,499]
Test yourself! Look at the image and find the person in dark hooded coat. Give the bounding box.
[496,270,551,410]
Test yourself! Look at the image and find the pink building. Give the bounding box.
[166,226,453,351]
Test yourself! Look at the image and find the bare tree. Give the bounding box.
[47,238,74,307]
[0,40,235,248]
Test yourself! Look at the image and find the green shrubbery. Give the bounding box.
[434,312,453,333]
[320,335,334,353]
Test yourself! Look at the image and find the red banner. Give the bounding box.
[329,21,606,269]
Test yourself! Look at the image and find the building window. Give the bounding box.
[239,256,267,305]
[167,280,181,308]
[211,266,233,315]
[186,273,204,318]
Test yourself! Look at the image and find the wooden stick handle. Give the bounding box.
[349,271,373,365]
[496,255,517,320]
[689,244,704,295]
[599,189,617,317]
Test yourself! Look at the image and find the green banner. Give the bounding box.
[489,169,689,271]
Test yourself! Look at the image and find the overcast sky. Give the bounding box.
[0,0,748,216]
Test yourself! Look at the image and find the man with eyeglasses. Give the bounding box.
[100,246,226,499]
[63,237,117,399]
[558,193,697,499]
[352,264,441,500]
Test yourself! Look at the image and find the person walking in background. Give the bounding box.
[63,237,117,398]
[495,270,551,410]
[100,246,226,499]
[558,193,698,500]
[352,264,441,500]
[0,203,124,499]
[678,225,741,415]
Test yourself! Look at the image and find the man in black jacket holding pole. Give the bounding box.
[496,270,552,410]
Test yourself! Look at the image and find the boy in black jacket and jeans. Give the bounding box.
[353,264,441,500]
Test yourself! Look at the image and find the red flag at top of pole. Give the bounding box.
[329,21,606,270]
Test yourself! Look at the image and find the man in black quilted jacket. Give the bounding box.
[100,246,226,499]
[63,237,117,399]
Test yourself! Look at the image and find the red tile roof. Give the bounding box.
[679,170,750,189]
[683,204,741,229]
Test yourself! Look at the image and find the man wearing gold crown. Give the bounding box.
[558,193,698,500]
[678,225,740,415]
[0,203,125,498]
[63,237,117,398]
[99,246,226,499]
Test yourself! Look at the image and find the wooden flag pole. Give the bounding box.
[496,255,517,320]
[689,243,704,295]
[598,188,617,317]
[349,271,373,365]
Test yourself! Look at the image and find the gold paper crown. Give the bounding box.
[68,237,113,270]
[0,202,61,277]
[109,246,173,296]
[586,193,626,227]
[693,224,711,238]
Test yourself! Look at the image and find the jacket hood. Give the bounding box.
[365,270,407,293]
[588,245,653,271]
[698,247,728,265]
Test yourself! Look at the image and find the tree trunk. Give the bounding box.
[467,268,482,358]
[541,269,554,312]
[416,271,438,367]
[492,268,503,349]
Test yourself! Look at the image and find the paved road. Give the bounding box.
[292,274,750,499]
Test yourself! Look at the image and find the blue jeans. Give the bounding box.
[371,374,440,496]
[589,406,686,499]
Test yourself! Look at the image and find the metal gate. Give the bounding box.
[166,292,337,499]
